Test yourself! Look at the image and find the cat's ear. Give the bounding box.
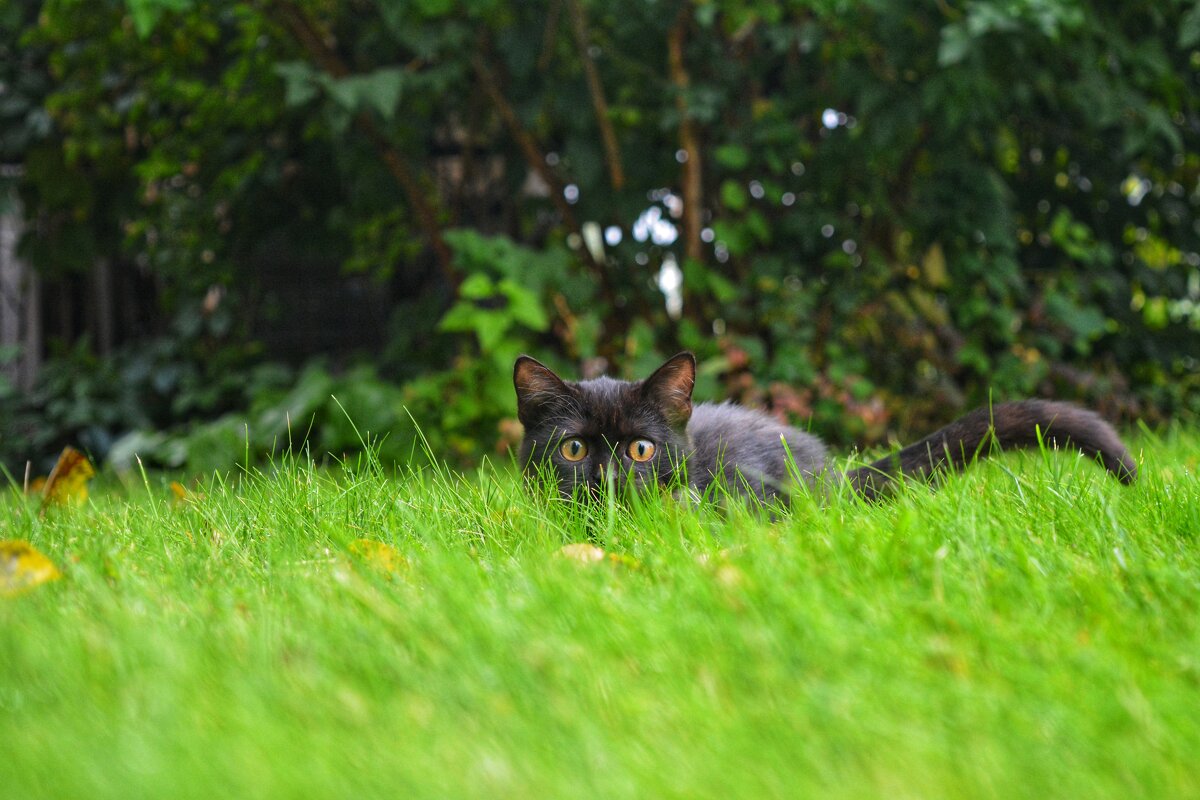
[514,355,573,426]
[641,351,695,428]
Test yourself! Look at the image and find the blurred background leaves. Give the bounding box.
[1,0,1198,474]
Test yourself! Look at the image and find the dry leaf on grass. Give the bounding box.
[169,481,205,507]
[0,540,62,597]
[555,543,640,569]
[348,539,408,576]
[556,543,606,563]
[40,447,96,507]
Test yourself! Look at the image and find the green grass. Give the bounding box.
[2,430,1198,799]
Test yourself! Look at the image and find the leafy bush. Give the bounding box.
[4,0,1199,473]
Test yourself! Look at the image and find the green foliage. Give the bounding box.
[104,361,418,474]
[1,316,281,474]
[4,0,1199,472]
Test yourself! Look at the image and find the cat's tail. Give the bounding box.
[842,400,1137,501]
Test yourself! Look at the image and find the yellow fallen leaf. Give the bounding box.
[41,447,96,507]
[556,543,605,563]
[169,481,204,507]
[0,540,62,597]
[605,552,641,569]
[555,543,641,569]
[349,539,407,575]
[714,564,745,589]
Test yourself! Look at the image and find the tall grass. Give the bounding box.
[1,431,1197,799]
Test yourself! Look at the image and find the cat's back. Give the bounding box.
[687,402,826,496]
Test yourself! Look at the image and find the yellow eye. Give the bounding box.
[627,439,656,462]
[560,438,588,462]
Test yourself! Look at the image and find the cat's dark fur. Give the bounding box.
[514,352,1137,502]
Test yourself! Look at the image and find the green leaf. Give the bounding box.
[316,68,404,119]
[707,270,738,304]
[711,219,752,255]
[414,0,455,17]
[498,279,549,332]
[125,0,192,38]
[355,68,405,119]
[1181,4,1200,48]
[438,302,477,332]
[720,180,747,211]
[318,73,358,112]
[744,210,771,245]
[274,61,319,107]
[714,144,749,170]
[472,315,510,352]
[458,273,495,300]
[938,23,972,67]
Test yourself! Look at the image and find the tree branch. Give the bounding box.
[471,54,616,303]
[538,0,563,71]
[268,0,456,283]
[472,56,577,232]
[668,8,703,264]
[565,0,625,191]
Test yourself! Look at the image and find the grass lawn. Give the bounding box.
[1,429,1198,799]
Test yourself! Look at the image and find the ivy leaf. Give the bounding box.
[274,61,319,107]
[938,23,972,66]
[318,73,358,112]
[126,0,192,38]
[318,68,405,120]
[349,68,405,120]
[1181,3,1200,48]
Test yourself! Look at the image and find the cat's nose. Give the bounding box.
[593,461,614,484]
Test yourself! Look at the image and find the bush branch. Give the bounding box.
[565,0,625,191]
[668,8,703,264]
[269,0,456,283]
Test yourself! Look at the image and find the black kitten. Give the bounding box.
[513,352,1137,502]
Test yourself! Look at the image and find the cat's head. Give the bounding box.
[513,352,696,500]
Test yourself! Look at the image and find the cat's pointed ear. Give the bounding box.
[514,355,573,426]
[641,351,695,428]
